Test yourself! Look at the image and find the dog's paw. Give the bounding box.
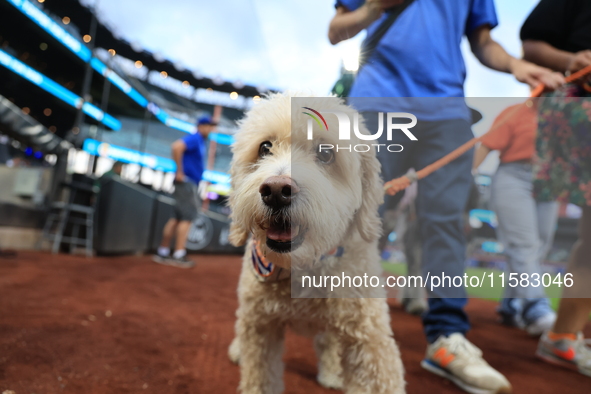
[317,371,343,390]
[228,337,240,365]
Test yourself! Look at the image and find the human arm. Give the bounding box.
[171,140,187,182]
[328,0,404,45]
[523,40,591,76]
[520,0,591,77]
[474,105,524,171]
[472,144,492,172]
[468,25,564,90]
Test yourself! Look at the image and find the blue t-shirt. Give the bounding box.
[182,133,206,184]
[336,0,498,121]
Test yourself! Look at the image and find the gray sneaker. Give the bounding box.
[162,255,195,269]
[537,331,591,377]
[152,253,169,264]
[421,333,512,394]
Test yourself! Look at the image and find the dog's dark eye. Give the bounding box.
[258,141,273,158]
[316,149,334,164]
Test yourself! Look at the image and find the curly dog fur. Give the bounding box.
[227,93,405,394]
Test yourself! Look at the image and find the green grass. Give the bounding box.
[382,262,563,310]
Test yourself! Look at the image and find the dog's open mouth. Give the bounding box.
[265,216,304,253]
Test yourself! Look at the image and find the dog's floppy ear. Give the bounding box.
[355,147,384,243]
[229,221,248,247]
[227,144,250,247]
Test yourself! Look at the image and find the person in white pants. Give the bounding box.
[473,100,557,336]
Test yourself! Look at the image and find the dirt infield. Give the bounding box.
[0,252,589,394]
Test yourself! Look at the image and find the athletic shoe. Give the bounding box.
[498,298,523,327]
[152,252,169,264]
[401,280,428,315]
[421,333,512,394]
[403,298,428,316]
[163,255,195,269]
[537,332,591,377]
[498,298,556,336]
[525,312,556,336]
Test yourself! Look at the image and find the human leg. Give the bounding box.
[525,200,559,327]
[414,119,473,341]
[160,218,178,250]
[175,220,192,252]
[364,111,417,217]
[402,204,427,315]
[552,205,591,333]
[415,119,511,393]
[163,182,199,268]
[153,217,178,262]
[519,200,560,333]
[492,163,554,333]
[536,200,559,262]
[536,206,591,376]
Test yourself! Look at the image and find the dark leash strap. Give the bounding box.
[358,0,417,70]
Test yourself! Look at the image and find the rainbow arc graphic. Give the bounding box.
[302,107,328,130]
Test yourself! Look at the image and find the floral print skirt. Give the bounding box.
[534,84,591,207]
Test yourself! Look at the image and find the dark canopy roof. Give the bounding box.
[41,0,274,98]
[0,95,72,154]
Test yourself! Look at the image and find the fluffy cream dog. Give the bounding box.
[227,93,405,394]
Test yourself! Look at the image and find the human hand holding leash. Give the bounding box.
[509,58,565,91]
[328,0,407,45]
[566,50,591,85]
[385,63,591,196]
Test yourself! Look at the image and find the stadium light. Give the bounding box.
[0,49,121,130]
[83,35,92,43]
[62,16,71,25]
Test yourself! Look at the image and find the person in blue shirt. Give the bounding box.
[329,1,564,393]
[153,116,215,268]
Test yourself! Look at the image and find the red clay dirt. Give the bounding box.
[0,251,589,394]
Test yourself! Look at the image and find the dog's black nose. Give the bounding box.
[259,176,299,209]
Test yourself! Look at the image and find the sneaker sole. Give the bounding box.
[536,349,591,377]
[163,258,195,269]
[152,255,168,264]
[152,256,195,269]
[421,360,512,394]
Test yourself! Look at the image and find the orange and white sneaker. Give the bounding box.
[421,333,512,394]
[537,331,591,377]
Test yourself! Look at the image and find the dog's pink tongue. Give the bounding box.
[267,227,291,241]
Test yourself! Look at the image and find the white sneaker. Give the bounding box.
[421,333,512,394]
[525,311,556,336]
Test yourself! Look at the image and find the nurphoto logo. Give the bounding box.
[302,107,418,153]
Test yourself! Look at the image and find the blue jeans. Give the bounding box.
[491,162,558,323]
[364,113,473,343]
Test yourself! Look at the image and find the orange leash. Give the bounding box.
[383,64,591,196]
